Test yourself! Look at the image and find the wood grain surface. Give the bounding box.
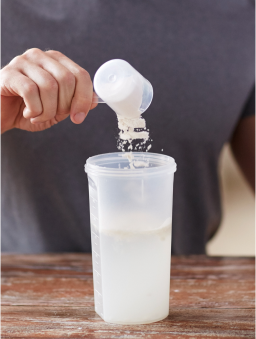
[1,254,255,338]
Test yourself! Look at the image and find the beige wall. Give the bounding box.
[207,144,255,257]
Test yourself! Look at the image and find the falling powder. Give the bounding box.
[117,115,152,153]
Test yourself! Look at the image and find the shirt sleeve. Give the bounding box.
[241,85,255,118]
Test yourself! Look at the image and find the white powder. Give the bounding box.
[118,117,146,130]
[117,115,152,154]
[121,152,149,169]
[118,116,148,141]
[133,160,149,168]
[120,131,149,140]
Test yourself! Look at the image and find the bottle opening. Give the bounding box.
[85,152,177,176]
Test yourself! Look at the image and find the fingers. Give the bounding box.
[1,68,43,118]
[17,61,58,123]
[90,92,98,110]
[45,50,94,124]
[3,48,96,127]
[20,49,73,123]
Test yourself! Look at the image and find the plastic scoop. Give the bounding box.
[92,59,153,119]
[92,94,105,103]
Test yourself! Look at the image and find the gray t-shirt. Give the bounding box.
[1,0,255,254]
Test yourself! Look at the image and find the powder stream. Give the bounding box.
[117,115,152,154]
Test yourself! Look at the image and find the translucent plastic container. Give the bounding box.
[84,152,177,325]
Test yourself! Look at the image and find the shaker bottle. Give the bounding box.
[85,152,177,324]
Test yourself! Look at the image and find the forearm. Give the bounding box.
[230,115,255,192]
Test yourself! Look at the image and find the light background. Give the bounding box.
[207,144,255,256]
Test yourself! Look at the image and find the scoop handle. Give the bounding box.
[92,93,105,103]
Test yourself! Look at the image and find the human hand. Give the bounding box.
[1,48,97,133]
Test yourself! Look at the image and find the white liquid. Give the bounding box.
[91,224,172,324]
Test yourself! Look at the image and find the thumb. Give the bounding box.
[70,92,98,124]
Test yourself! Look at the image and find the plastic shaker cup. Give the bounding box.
[84,152,177,324]
[93,59,153,118]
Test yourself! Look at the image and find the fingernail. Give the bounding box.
[74,112,86,124]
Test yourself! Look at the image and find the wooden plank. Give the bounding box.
[170,256,255,280]
[1,306,254,338]
[1,276,254,309]
[1,254,255,338]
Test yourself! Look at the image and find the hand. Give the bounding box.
[1,48,97,133]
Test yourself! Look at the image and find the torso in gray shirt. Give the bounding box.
[1,0,255,254]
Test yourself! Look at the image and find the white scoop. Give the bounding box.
[93,59,153,119]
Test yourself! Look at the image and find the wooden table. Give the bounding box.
[1,254,255,338]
